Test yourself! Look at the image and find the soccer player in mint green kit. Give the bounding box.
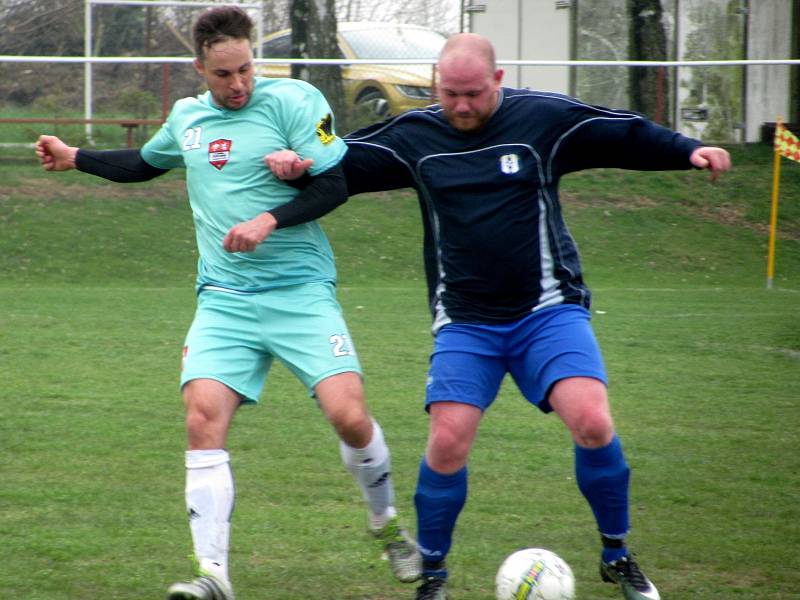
[34,6,420,599]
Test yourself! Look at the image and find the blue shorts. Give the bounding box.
[181,282,361,403]
[425,304,606,413]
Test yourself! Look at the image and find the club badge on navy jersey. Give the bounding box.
[499,153,520,175]
[316,114,336,145]
[208,138,232,170]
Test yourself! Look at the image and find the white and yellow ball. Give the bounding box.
[495,548,575,600]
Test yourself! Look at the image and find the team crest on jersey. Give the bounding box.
[208,139,232,170]
[499,153,520,174]
[316,113,336,145]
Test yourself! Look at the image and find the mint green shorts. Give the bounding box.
[181,282,362,402]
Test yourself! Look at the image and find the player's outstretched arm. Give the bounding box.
[690,146,731,182]
[264,150,313,180]
[35,135,78,171]
[37,137,169,183]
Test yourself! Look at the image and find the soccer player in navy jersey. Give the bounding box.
[266,33,730,600]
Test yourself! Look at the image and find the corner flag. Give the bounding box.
[767,120,798,288]
[774,121,800,162]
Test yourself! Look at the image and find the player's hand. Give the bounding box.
[264,150,313,180]
[690,146,731,182]
[223,212,277,253]
[35,135,78,171]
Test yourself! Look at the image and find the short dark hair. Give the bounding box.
[192,6,254,60]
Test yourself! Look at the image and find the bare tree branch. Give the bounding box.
[163,19,194,54]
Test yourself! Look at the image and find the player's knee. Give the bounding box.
[183,405,231,449]
[427,427,470,472]
[185,403,216,434]
[328,405,373,447]
[570,408,614,448]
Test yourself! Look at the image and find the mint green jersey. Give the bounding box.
[141,77,347,292]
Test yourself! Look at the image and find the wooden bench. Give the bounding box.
[0,117,164,147]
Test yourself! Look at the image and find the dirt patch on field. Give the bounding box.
[681,202,796,241]
[562,191,660,209]
[562,191,799,241]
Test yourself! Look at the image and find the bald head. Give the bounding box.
[438,33,497,76]
[436,33,503,133]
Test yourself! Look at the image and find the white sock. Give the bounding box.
[185,449,234,582]
[339,419,396,526]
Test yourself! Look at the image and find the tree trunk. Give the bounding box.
[290,0,345,121]
[628,0,670,124]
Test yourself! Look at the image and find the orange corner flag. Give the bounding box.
[775,122,800,162]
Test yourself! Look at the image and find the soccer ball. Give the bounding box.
[495,548,575,600]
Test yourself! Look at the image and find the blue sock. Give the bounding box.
[600,535,629,563]
[574,436,630,562]
[414,458,468,578]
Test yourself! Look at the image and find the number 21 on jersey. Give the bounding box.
[183,127,202,151]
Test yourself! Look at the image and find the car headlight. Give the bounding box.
[395,85,433,100]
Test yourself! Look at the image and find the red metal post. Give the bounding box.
[162,63,171,120]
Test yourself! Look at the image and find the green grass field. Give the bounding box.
[1,144,798,599]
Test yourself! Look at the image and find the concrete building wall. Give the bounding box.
[746,0,792,142]
[467,0,793,142]
[468,0,573,93]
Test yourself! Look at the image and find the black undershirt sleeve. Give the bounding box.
[285,153,413,196]
[75,147,345,228]
[268,163,348,229]
[285,172,313,190]
[75,148,169,182]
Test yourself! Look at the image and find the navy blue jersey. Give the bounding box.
[342,88,702,331]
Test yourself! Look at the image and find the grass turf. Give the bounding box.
[0,143,798,598]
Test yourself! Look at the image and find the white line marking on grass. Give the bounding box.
[749,345,800,360]
[593,286,800,294]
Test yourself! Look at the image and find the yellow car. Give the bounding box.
[259,22,447,116]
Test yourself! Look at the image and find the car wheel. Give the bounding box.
[355,88,390,117]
